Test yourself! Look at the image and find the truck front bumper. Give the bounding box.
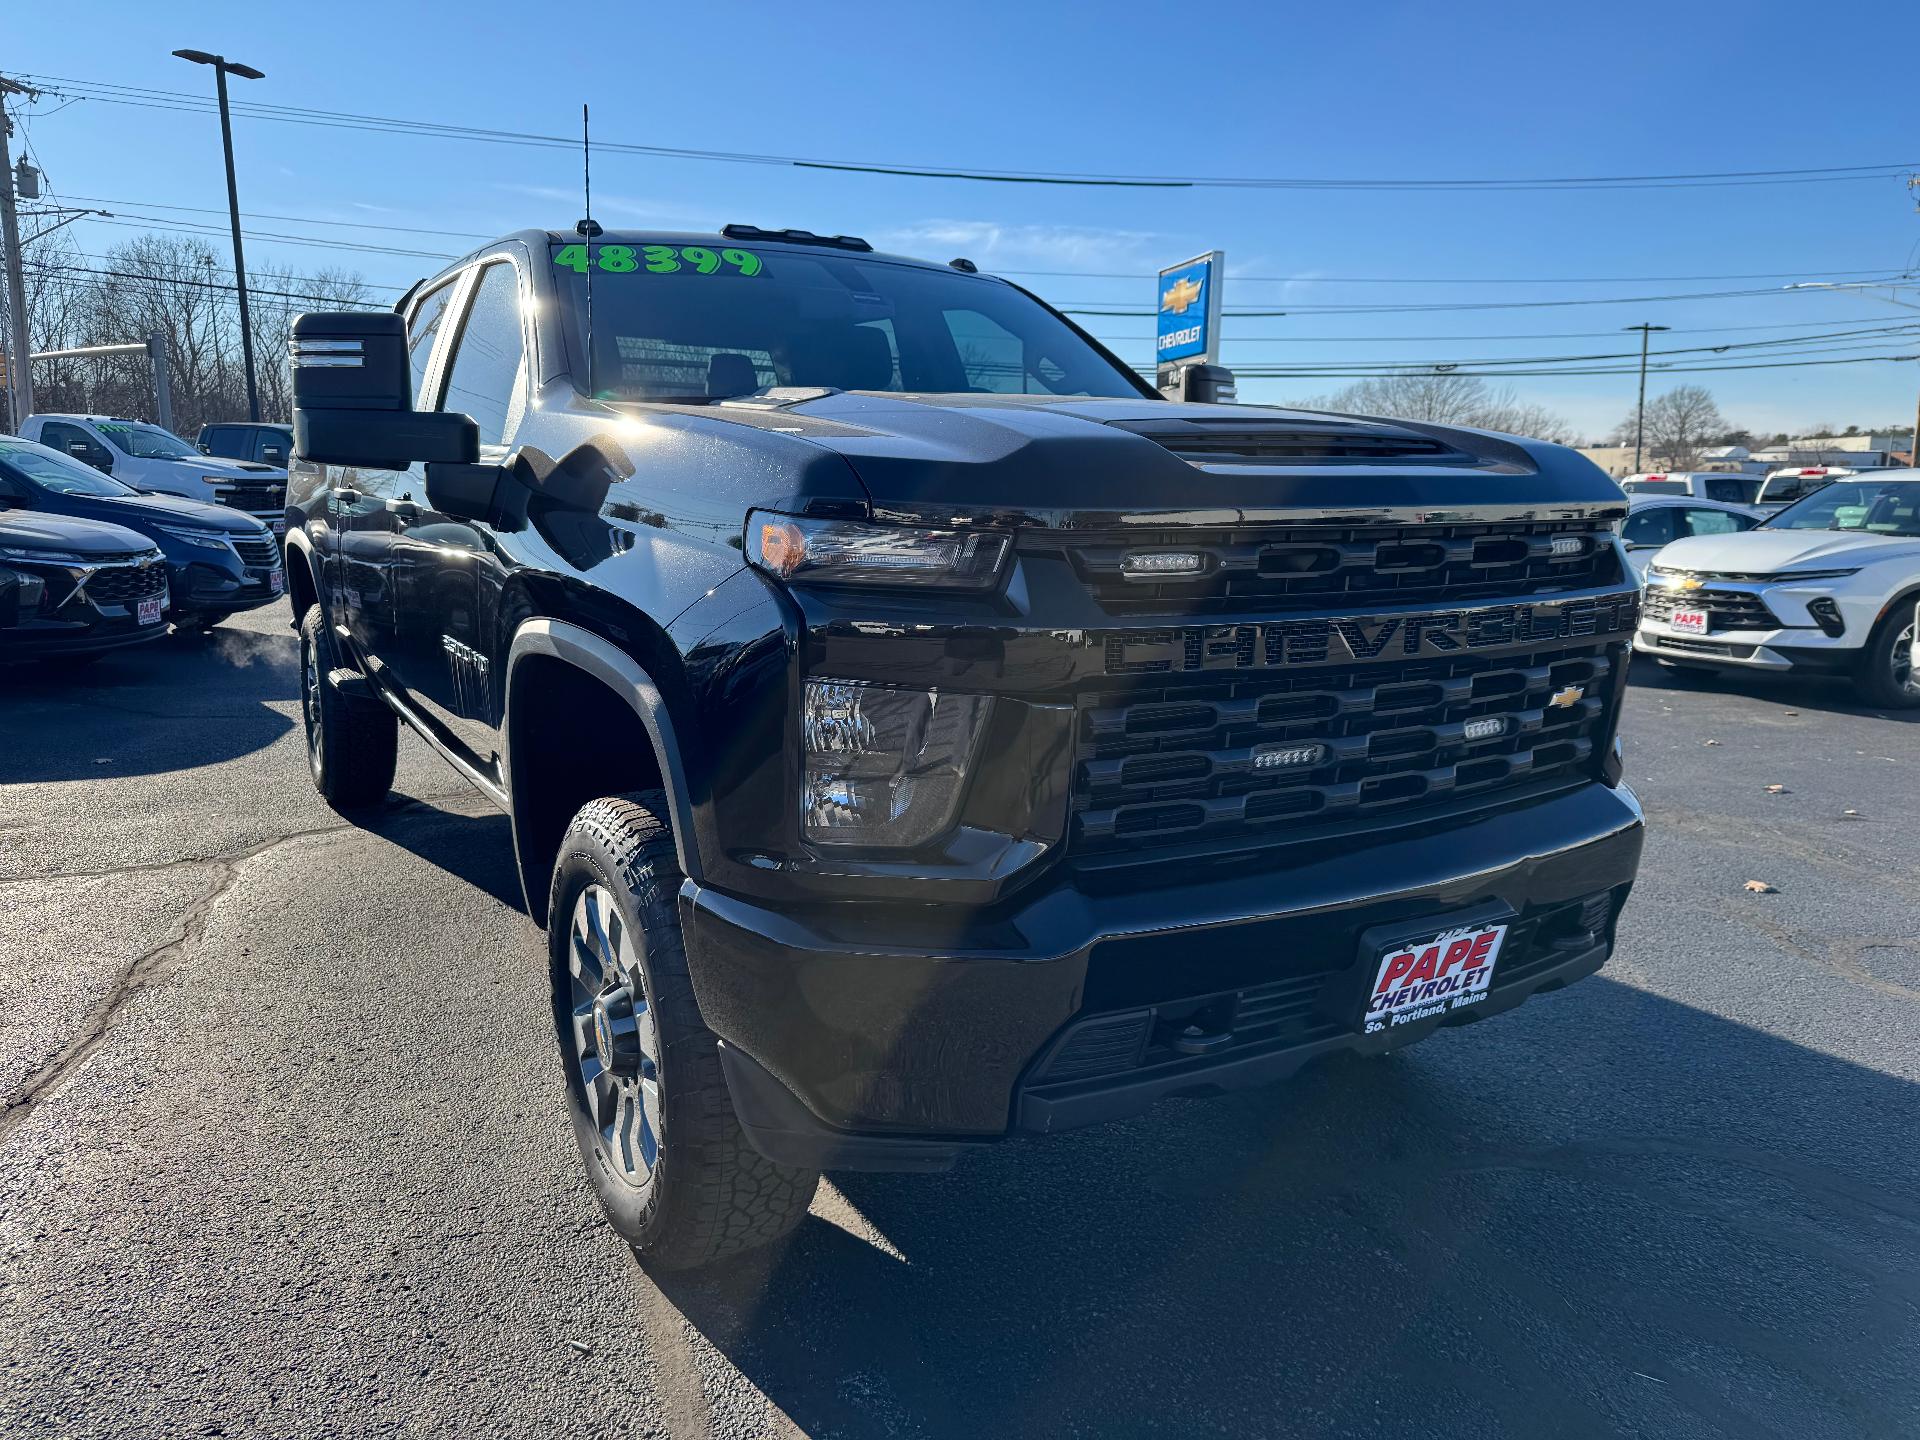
[681,781,1644,1171]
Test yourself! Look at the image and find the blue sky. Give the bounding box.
[10,0,1920,441]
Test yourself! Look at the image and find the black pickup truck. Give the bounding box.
[285,225,1643,1268]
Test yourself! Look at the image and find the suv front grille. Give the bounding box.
[1072,645,1616,858]
[83,561,168,604]
[1643,586,1780,632]
[1056,521,1617,616]
[230,533,278,569]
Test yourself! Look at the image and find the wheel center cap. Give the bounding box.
[592,987,641,1080]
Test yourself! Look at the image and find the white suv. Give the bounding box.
[1634,470,1920,707]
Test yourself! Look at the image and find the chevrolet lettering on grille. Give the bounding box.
[1104,595,1639,676]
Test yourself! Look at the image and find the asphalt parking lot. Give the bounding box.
[3,602,1918,1439]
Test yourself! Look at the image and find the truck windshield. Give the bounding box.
[550,241,1147,403]
[0,439,139,497]
[94,421,200,460]
[1763,479,1920,537]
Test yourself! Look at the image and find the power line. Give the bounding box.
[1063,279,1920,318]
[51,191,495,242]
[1228,352,1920,380]
[33,261,388,308]
[996,265,1920,285]
[21,73,1920,193]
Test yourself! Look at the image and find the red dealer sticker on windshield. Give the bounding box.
[1363,921,1507,1034]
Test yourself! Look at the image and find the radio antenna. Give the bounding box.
[576,103,602,401]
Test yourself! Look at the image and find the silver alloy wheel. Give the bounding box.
[302,632,324,777]
[566,883,664,1185]
[1894,618,1918,695]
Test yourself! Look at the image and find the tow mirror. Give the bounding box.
[290,311,476,470]
[1162,362,1237,405]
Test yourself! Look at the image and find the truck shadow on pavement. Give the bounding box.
[0,626,296,783]
[1630,652,1920,723]
[652,977,1920,1439]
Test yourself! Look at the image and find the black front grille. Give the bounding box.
[231,533,278,569]
[1073,644,1617,858]
[1643,585,1780,632]
[84,562,167,604]
[214,483,284,515]
[1057,521,1618,616]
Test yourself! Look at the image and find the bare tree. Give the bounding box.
[1293,372,1577,444]
[1610,385,1726,470]
[8,233,374,434]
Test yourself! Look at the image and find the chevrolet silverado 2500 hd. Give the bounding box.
[284,226,1644,1268]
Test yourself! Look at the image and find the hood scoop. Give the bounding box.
[1108,417,1467,465]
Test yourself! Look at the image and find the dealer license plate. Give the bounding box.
[136,594,165,626]
[268,568,284,595]
[1669,608,1708,634]
[1363,920,1507,1034]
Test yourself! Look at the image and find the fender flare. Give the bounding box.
[503,617,703,889]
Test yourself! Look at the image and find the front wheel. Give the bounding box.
[1854,606,1920,710]
[548,793,819,1270]
[298,604,397,810]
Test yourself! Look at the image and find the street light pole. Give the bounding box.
[0,75,41,428]
[1623,323,1670,472]
[172,49,265,423]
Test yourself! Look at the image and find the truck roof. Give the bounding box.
[431,227,988,288]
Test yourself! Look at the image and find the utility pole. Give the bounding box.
[0,75,40,430]
[1623,322,1670,472]
[173,49,265,422]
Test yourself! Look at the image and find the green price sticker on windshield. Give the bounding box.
[553,244,762,277]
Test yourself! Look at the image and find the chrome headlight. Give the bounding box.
[801,680,992,849]
[748,512,1010,591]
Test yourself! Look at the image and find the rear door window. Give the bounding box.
[407,282,459,409]
[1680,508,1753,537]
[1703,476,1758,504]
[437,263,527,447]
[254,431,290,465]
[1621,508,1679,548]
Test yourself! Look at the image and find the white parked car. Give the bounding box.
[1619,472,1763,505]
[1619,495,1764,583]
[1634,470,1920,707]
[15,413,288,535]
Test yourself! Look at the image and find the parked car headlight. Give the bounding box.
[0,544,86,564]
[801,680,992,849]
[748,511,1010,591]
[0,564,47,608]
[152,523,233,553]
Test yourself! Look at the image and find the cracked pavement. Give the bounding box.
[3,603,1919,1438]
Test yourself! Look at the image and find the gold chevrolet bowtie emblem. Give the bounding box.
[1548,685,1586,709]
[1161,276,1204,314]
[1678,576,1704,591]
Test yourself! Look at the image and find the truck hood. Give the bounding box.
[1654,527,1920,575]
[0,511,156,558]
[151,454,285,480]
[726,392,1624,528]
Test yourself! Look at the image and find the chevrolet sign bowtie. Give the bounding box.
[1161,276,1204,314]
[1548,684,1586,709]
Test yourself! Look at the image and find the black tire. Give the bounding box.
[298,604,397,810]
[548,793,819,1270]
[1854,606,1920,710]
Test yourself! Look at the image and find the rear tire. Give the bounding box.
[548,793,819,1270]
[298,604,397,810]
[1854,607,1920,710]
